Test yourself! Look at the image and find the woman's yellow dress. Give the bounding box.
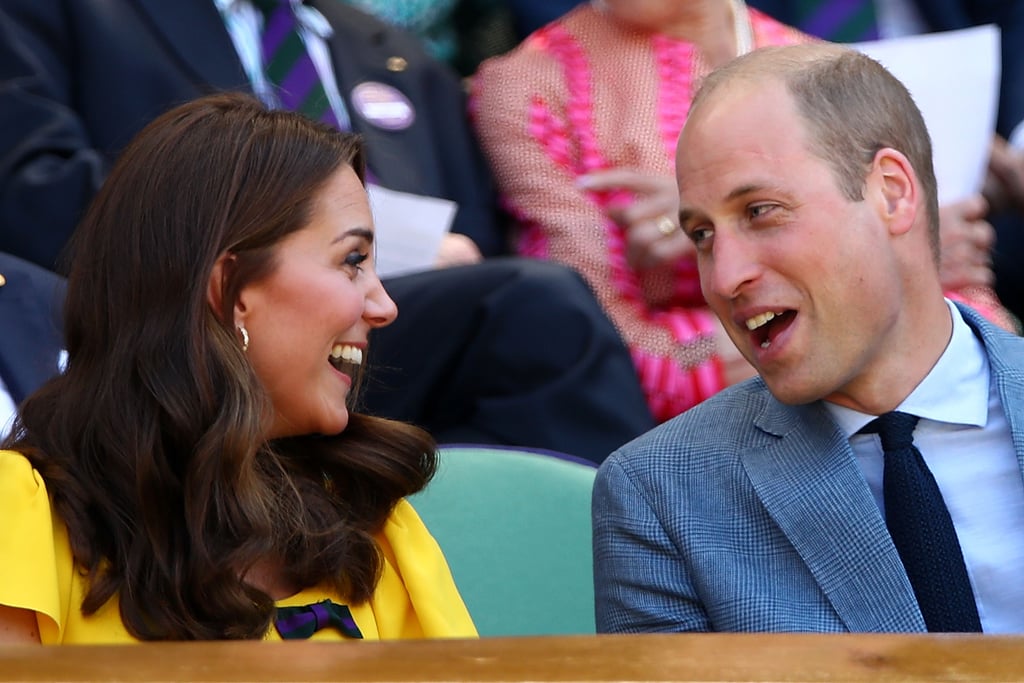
[0,450,476,643]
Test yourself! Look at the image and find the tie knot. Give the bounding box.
[863,411,919,450]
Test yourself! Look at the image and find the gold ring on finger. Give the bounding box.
[656,215,677,237]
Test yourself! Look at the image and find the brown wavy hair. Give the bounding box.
[3,93,437,640]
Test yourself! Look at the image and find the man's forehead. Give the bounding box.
[678,81,805,172]
[687,77,789,134]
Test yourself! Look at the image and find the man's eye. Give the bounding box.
[688,226,713,246]
[749,204,775,219]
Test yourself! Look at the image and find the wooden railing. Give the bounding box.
[2,633,1024,682]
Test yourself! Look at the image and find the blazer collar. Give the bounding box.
[744,399,926,631]
[957,304,1024,479]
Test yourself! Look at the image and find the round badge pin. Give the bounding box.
[351,82,415,131]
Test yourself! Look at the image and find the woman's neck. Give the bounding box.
[244,558,300,601]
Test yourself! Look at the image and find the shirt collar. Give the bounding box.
[293,1,333,40]
[825,299,990,436]
[216,0,333,39]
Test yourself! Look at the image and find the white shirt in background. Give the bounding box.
[0,376,16,441]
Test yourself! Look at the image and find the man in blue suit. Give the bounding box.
[0,252,64,440]
[593,43,1024,633]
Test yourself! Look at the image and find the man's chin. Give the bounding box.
[760,375,822,406]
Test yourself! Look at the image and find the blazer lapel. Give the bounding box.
[131,0,251,92]
[992,359,1024,481]
[741,400,926,632]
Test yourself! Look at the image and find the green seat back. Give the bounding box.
[409,445,597,636]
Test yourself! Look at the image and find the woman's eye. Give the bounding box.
[749,204,775,219]
[343,251,368,272]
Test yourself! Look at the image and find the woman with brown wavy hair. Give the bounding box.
[0,92,475,642]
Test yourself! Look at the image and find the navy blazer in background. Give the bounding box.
[748,0,1024,141]
[0,252,65,405]
[0,0,504,272]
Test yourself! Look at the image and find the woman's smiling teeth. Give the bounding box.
[329,343,362,372]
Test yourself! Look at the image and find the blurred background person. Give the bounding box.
[0,94,476,643]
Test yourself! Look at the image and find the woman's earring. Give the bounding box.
[237,324,250,353]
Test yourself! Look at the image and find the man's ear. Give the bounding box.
[207,252,245,324]
[871,147,918,236]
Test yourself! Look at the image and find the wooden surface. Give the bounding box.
[2,633,1023,682]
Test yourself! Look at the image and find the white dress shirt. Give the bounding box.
[0,376,16,441]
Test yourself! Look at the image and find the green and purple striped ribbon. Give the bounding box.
[274,599,364,640]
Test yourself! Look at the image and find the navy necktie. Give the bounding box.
[863,412,982,632]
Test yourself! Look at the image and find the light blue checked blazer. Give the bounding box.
[593,304,1024,633]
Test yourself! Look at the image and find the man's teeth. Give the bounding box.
[330,344,363,366]
[745,311,780,331]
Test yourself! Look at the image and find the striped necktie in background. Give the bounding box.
[252,0,343,129]
[793,0,879,42]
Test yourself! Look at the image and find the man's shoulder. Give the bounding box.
[610,378,776,466]
[959,302,1024,371]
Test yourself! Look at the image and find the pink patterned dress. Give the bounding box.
[471,3,1013,422]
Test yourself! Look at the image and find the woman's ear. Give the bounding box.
[871,147,919,237]
[207,252,243,324]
